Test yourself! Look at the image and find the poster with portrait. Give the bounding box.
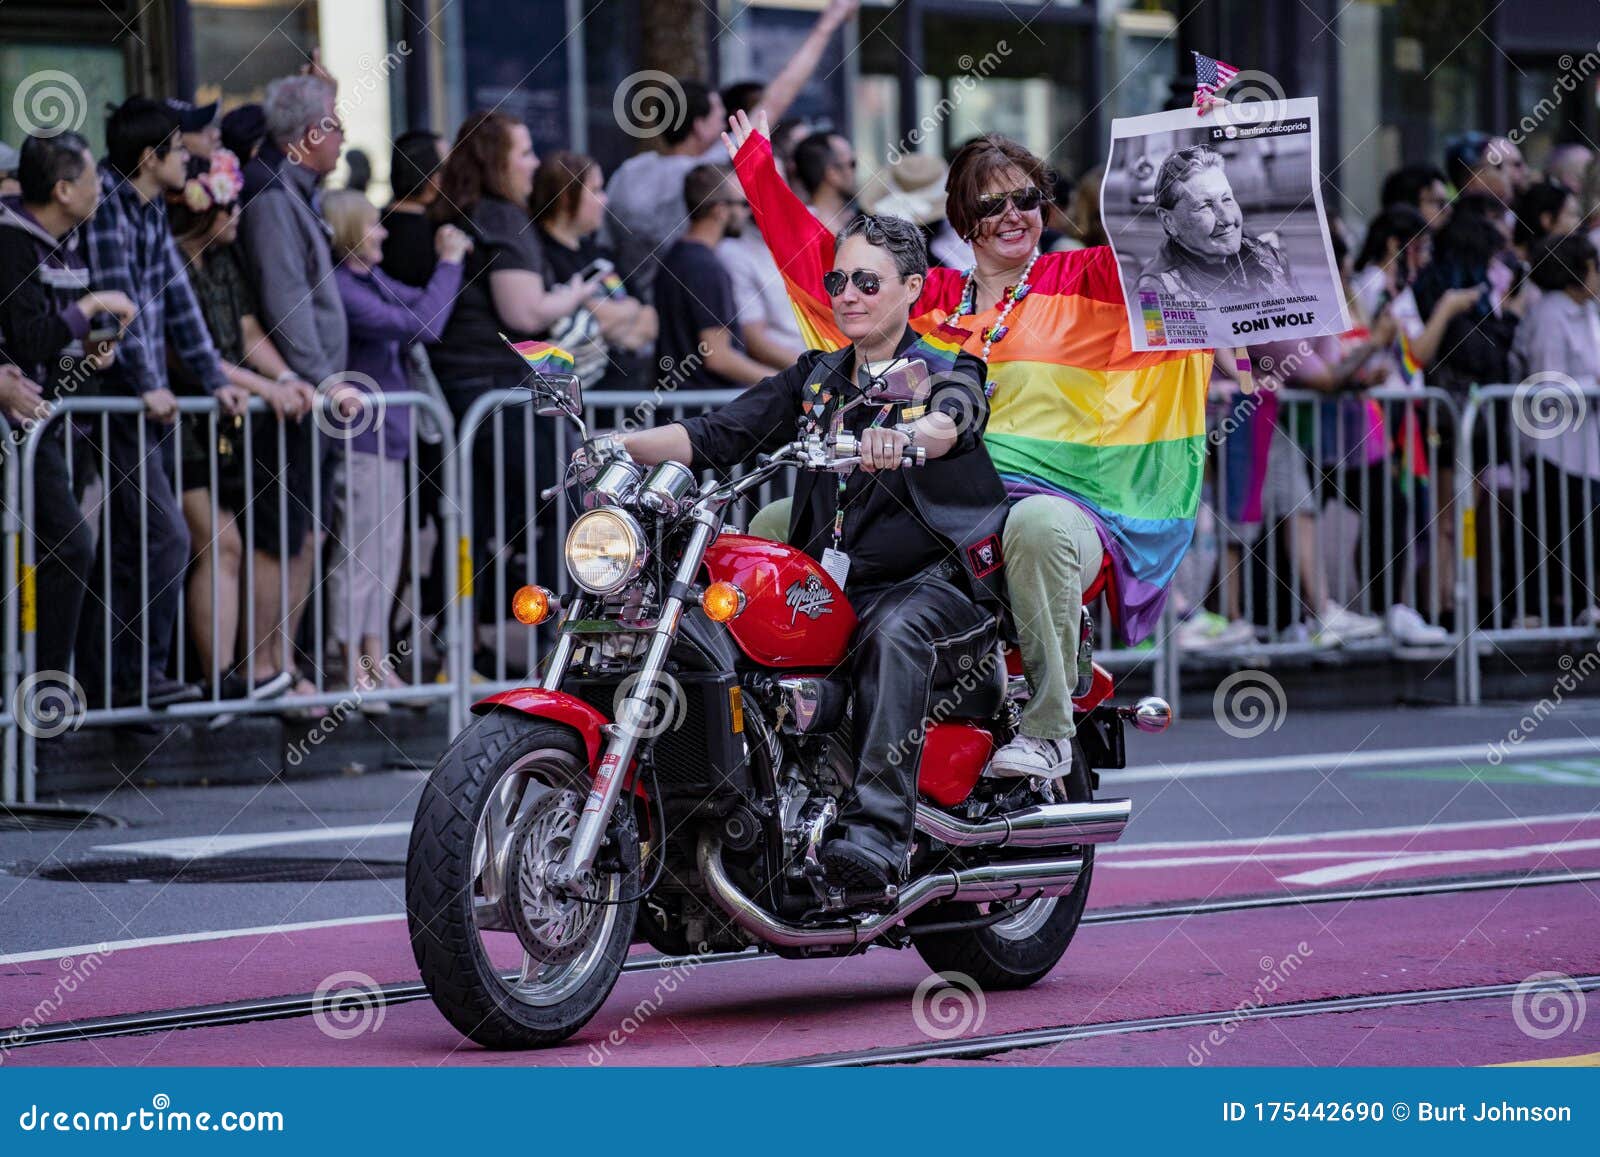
[1100,97,1348,352]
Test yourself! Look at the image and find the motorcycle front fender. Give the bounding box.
[472,689,650,799]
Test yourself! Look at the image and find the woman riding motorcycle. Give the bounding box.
[724,111,1214,780]
[610,213,1007,896]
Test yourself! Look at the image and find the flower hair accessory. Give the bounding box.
[181,148,244,213]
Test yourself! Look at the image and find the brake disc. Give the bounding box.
[500,787,608,965]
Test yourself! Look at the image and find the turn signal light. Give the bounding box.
[511,585,554,626]
[701,581,746,622]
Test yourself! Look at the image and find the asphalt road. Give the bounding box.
[3,698,1598,1066]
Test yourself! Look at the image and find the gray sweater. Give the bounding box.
[238,145,347,387]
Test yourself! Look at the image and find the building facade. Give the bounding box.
[4,0,1598,219]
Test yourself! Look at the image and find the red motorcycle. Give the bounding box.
[406,374,1171,1048]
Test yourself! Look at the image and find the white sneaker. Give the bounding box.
[1317,600,1383,642]
[1386,603,1449,645]
[1175,610,1257,651]
[985,735,1074,779]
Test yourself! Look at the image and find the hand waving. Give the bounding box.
[722,109,771,164]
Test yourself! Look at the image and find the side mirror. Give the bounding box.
[529,371,583,419]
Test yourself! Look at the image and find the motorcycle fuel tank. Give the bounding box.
[700,534,858,668]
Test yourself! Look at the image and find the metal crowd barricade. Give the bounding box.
[452,384,1169,717]
[2,440,20,802]
[1180,385,1463,683]
[1456,383,1600,704]
[453,387,794,714]
[9,392,461,803]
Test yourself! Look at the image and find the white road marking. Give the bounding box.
[0,914,404,966]
[93,822,412,861]
[1280,839,1600,886]
[1103,811,1600,856]
[1103,736,1600,784]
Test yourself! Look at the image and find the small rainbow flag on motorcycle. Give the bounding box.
[505,336,577,376]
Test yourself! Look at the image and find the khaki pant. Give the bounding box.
[745,492,1102,739]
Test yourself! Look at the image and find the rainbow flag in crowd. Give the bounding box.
[506,337,577,375]
[732,134,1213,643]
[599,271,627,299]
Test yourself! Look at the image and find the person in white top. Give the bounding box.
[604,0,858,302]
[1510,231,1600,625]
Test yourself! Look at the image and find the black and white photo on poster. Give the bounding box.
[1100,97,1347,352]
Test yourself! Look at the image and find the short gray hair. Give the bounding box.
[1154,145,1225,211]
[264,75,335,147]
[834,214,928,280]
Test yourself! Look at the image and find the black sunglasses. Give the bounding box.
[823,268,893,296]
[975,185,1044,219]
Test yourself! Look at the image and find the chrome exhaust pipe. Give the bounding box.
[915,798,1131,849]
[695,834,1083,949]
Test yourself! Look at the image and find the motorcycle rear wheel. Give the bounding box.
[911,746,1094,990]
[407,713,638,1048]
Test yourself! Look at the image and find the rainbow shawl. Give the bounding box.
[734,136,1213,643]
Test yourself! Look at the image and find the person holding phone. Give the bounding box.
[532,150,656,389]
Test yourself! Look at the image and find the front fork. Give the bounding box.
[548,511,719,887]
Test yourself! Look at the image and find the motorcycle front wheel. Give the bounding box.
[406,712,638,1049]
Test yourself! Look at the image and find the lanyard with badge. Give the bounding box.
[817,357,931,590]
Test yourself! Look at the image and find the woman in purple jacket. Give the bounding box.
[324,189,469,707]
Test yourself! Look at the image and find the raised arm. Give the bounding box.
[725,110,845,352]
[746,0,859,130]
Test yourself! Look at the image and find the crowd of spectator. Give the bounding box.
[4,0,1600,723]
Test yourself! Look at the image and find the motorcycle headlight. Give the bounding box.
[565,508,647,594]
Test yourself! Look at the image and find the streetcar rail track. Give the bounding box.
[768,975,1600,1067]
[5,866,1597,1052]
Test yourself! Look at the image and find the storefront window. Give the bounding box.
[0,42,124,155]
[191,0,322,111]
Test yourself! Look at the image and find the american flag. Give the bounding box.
[1192,51,1239,105]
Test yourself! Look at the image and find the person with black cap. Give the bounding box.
[220,104,267,165]
[164,98,222,162]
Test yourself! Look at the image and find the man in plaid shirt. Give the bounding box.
[83,96,248,709]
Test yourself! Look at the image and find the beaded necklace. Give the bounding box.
[953,250,1039,397]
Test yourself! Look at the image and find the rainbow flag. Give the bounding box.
[599,272,626,300]
[904,320,969,374]
[733,134,1214,643]
[506,337,576,376]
